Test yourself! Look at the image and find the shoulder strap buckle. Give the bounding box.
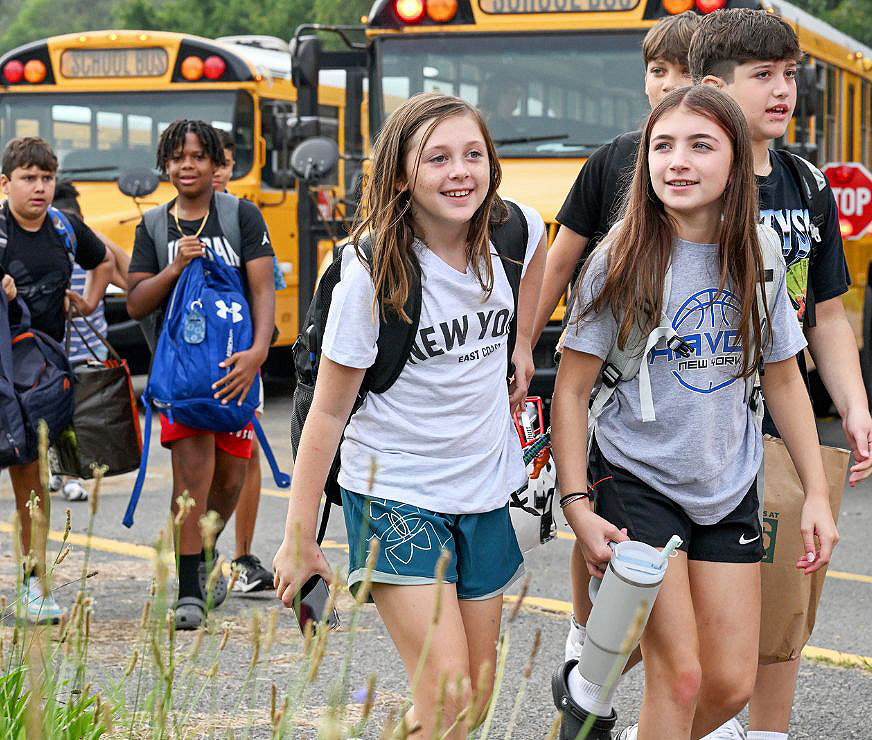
[666,334,693,358]
[601,362,622,388]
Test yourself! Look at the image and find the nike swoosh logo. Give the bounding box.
[739,533,760,545]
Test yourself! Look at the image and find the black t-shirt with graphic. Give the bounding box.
[758,149,850,433]
[1,205,106,341]
[129,195,275,328]
[556,130,642,260]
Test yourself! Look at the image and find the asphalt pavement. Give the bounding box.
[1,388,871,738]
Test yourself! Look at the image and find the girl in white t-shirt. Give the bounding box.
[550,86,837,740]
[273,92,546,737]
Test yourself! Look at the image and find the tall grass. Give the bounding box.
[2,426,643,738]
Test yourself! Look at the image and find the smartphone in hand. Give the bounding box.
[293,575,340,632]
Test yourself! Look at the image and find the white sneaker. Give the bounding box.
[701,718,746,739]
[617,724,637,740]
[564,615,586,662]
[49,474,63,493]
[23,576,65,624]
[62,480,88,501]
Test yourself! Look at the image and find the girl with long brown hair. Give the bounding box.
[551,86,837,739]
[273,92,546,737]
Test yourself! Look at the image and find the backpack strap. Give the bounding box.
[776,149,828,248]
[213,191,242,255]
[358,239,422,394]
[48,206,77,262]
[142,203,170,271]
[0,204,78,268]
[745,223,786,421]
[490,199,528,365]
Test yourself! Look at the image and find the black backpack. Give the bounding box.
[775,148,831,327]
[291,201,529,543]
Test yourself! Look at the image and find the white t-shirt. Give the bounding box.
[322,201,544,514]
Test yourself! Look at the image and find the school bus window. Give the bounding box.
[375,31,648,157]
[826,66,837,161]
[815,63,826,161]
[862,81,870,164]
[0,90,254,179]
[847,83,855,162]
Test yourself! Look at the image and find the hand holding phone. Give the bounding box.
[294,575,340,632]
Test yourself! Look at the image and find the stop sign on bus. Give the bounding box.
[821,162,872,240]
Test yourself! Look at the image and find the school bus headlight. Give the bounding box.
[180,55,204,81]
[695,0,726,13]
[663,0,694,13]
[203,55,226,80]
[23,59,46,84]
[3,60,24,84]
[396,0,425,23]
[427,0,458,22]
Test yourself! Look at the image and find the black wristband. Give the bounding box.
[559,490,596,509]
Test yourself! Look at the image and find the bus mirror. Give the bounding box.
[275,115,321,147]
[117,169,160,198]
[290,35,321,90]
[290,137,339,184]
[796,64,820,119]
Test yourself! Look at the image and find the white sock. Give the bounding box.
[571,614,587,642]
[747,732,788,740]
[567,663,617,717]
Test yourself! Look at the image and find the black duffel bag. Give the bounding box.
[54,308,142,478]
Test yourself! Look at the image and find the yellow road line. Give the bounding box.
[0,521,155,560]
[4,522,870,669]
[555,531,872,585]
[503,593,872,670]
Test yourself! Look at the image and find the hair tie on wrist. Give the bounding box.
[559,490,596,509]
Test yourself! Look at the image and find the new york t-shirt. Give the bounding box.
[322,201,545,514]
[564,231,807,524]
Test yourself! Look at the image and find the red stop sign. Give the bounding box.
[821,162,872,240]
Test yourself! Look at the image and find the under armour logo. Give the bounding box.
[261,232,270,245]
[215,300,243,323]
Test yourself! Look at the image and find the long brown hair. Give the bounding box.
[576,85,769,379]
[351,92,507,321]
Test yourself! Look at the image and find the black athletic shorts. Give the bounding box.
[588,437,764,563]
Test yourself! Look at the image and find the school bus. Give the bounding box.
[300,0,872,405]
[0,30,357,372]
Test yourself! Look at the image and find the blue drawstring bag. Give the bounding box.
[124,249,289,527]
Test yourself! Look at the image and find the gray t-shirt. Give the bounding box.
[564,235,807,524]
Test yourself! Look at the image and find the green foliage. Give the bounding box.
[791,0,872,49]
[0,0,369,55]
[0,0,120,55]
[0,664,107,739]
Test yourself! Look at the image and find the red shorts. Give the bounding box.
[159,415,255,459]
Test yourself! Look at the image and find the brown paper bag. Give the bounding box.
[758,435,850,663]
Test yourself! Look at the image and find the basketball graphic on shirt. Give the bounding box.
[665,287,743,394]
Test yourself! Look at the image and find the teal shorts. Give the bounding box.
[340,488,525,600]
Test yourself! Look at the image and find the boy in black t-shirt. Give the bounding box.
[690,9,872,740]
[0,137,112,623]
[127,121,275,630]
[540,14,701,738]
[533,11,700,345]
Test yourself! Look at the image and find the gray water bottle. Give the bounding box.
[580,540,668,685]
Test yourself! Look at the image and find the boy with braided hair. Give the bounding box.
[127,120,275,629]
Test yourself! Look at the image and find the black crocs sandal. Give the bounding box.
[198,555,228,608]
[551,659,618,740]
[174,596,206,630]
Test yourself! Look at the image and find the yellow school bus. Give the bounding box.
[0,30,353,371]
[350,0,872,402]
